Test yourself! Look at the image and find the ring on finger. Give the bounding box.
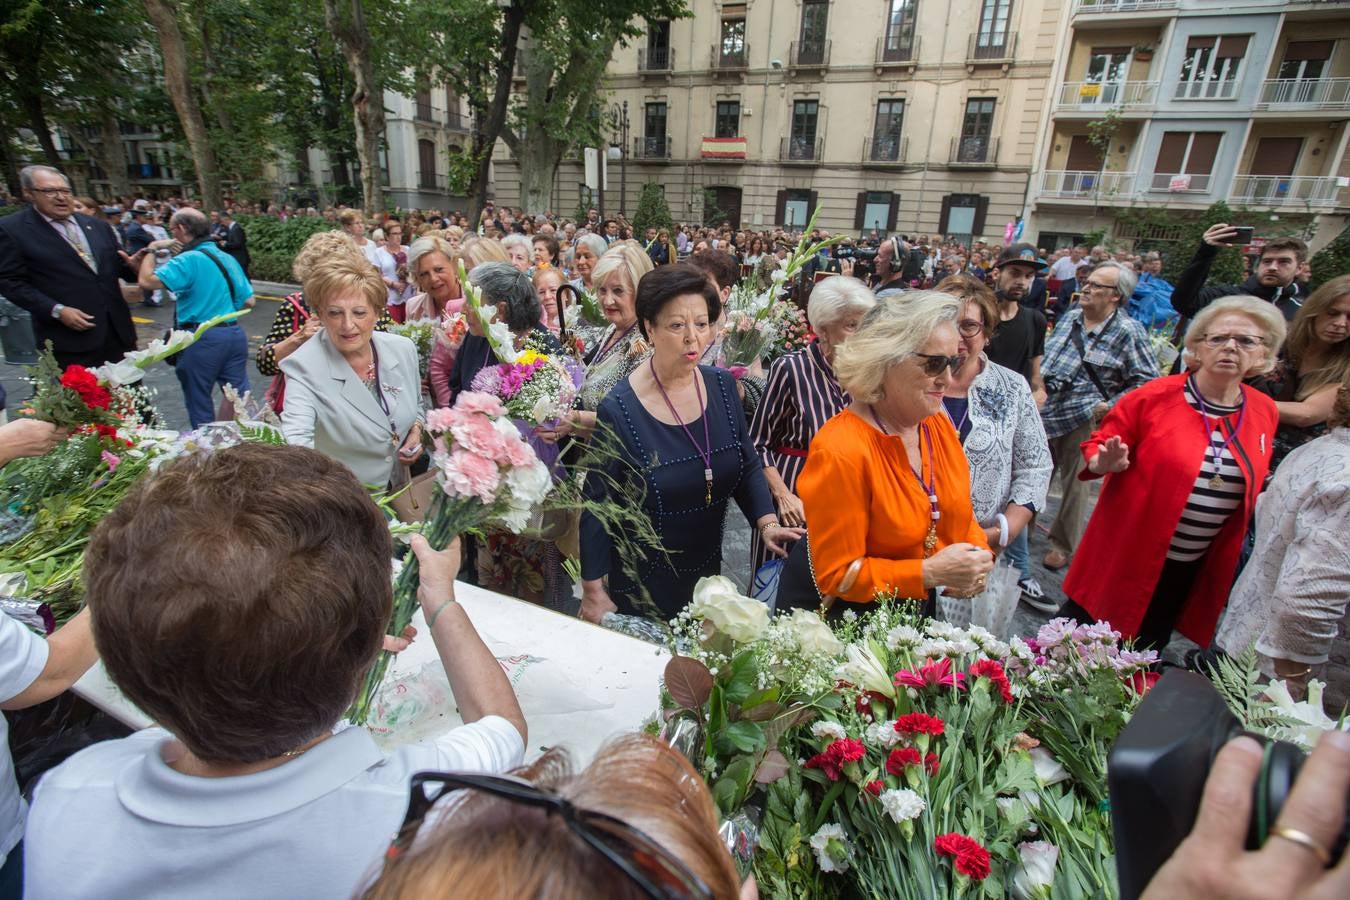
[1270,825,1332,867]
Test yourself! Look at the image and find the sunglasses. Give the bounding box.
[913,352,965,376]
[387,771,713,900]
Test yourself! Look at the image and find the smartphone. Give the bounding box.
[1226,226,1254,245]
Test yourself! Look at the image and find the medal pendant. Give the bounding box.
[923,523,938,557]
[1209,472,1224,489]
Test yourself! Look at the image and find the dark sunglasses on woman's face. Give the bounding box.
[912,352,965,376]
[386,771,714,900]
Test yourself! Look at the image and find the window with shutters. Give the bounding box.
[884,1,918,62]
[415,87,434,122]
[856,191,896,233]
[646,21,672,70]
[1273,41,1334,103]
[1176,35,1248,100]
[715,101,740,139]
[642,103,668,158]
[720,5,746,66]
[870,100,905,161]
[797,0,828,65]
[975,0,1012,58]
[417,140,437,189]
[957,98,996,163]
[789,100,819,160]
[1150,131,1222,192]
[777,188,814,229]
[938,194,988,238]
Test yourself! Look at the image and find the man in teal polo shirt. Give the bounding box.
[137,208,255,427]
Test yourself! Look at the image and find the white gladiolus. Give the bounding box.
[487,321,520,363]
[688,576,770,643]
[1262,679,1348,749]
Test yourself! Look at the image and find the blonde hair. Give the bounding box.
[303,253,387,314]
[1183,295,1287,378]
[291,229,362,283]
[407,236,458,278]
[458,236,510,268]
[338,209,364,228]
[362,735,740,900]
[1285,275,1350,400]
[591,243,653,295]
[835,290,961,404]
[807,276,876,331]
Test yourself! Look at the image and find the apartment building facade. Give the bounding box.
[1027,0,1350,250]
[487,0,1063,243]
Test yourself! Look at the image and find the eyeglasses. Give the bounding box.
[956,319,984,338]
[1202,333,1266,351]
[1080,281,1118,293]
[33,187,73,197]
[387,771,713,900]
[912,352,965,376]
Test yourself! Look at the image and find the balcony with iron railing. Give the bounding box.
[638,46,674,73]
[863,134,908,165]
[1174,77,1239,101]
[415,171,447,191]
[1149,172,1212,193]
[780,136,823,164]
[1055,81,1159,112]
[711,43,749,71]
[966,32,1016,65]
[414,100,437,123]
[446,111,471,131]
[1072,0,1179,14]
[949,136,998,166]
[875,33,919,66]
[632,135,673,160]
[1230,175,1341,209]
[789,39,830,69]
[1039,170,1137,200]
[1255,78,1350,110]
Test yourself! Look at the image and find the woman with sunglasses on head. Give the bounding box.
[779,292,994,616]
[364,734,752,900]
[1059,296,1285,652]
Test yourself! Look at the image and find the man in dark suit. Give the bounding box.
[218,210,250,277]
[0,165,138,369]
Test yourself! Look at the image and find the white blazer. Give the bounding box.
[280,330,422,488]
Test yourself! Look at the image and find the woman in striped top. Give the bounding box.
[1060,296,1286,651]
[748,276,876,569]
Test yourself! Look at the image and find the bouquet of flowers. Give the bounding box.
[761,302,813,366]
[386,317,442,381]
[348,390,552,724]
[660,585,1159,899]
[470,348,584,426]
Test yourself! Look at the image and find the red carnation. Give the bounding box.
[60,365,112,410]
[934,832,991,881]
[885,747,922,776]
[865,780,883,796]
[925,752,940,777]
[968,660,1015,703]
[893,712,946,736]
[832,738,866,764]
[804,750,842,781]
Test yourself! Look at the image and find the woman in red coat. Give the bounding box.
[1060,296,1287,650]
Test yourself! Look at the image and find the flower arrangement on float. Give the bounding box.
[657,579,1165,899]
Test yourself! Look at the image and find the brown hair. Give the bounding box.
[1260,237,1308,264]
[687,249,740,293]
[304,252,388,314]
[1330,378,1350,429]
[363,734,741,899]
[83,444,392,764]
[1285,274,1350,401]
[936,273,1000,339]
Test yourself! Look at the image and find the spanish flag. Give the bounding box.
[701,137,748,159]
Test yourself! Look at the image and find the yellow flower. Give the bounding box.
[517,349,548,366]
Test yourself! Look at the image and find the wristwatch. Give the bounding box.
[51,304,65,319]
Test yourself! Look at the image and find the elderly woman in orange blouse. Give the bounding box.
[781,291,994,613]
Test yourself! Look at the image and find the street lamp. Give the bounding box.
[608,101,629,217]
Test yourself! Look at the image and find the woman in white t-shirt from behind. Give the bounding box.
[0,418,98,897]
[22,443,527,900]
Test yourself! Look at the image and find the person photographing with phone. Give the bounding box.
[1172,224,1309,323]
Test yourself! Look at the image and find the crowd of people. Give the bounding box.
[2,162,1349,897]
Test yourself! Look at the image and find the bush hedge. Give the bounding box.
[235,215,337,283]
[1311,226,1350,285]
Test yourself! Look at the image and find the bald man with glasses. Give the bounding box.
[0,165,138,368]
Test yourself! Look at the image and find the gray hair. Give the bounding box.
[807,276,877,331]
[1091,261,1138,303]
[1183,295,1287,378]
[407,236,457,276]
[573,233,608,261]
[835,290,961,404]
[469,261,541,333]
[19,165,70,191]
[170,207,210,239]
[501,233,532,256]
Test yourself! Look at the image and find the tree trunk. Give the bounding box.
[513,48,561,215]
[323,0,385,214]
[98,108,133,198]
[19,90,62,167]
[143,0,222,209]
[467,2,527,223]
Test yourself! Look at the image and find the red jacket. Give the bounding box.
[1062,374,1277,645]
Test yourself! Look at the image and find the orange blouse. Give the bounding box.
[798,408,989,603]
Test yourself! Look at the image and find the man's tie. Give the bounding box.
[59,219,98,273]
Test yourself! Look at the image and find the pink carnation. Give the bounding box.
[450,415,505,456]
[438,449,501,502]
[424,408,456,434]
[453,391,506,417]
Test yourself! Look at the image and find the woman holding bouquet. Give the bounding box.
[579,264,802,621]
[747,275,875,569]
[1060,296,1285,651]
[279,255,425,490]
[783,291,994,614]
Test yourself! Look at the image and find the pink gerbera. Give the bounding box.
[894,657,966,691]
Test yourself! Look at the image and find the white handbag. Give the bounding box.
[936,557,1021,639]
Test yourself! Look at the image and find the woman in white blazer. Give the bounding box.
[280,254,424,489]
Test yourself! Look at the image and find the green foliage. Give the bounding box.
[702,187,728,227]
[1117,201,1247,284]
[1311,226,1350,284]
[631,182,673,235]
[234,214,335,282]
[1085,107,1123,157]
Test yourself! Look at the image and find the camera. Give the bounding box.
[1108,669,1348,900]
[1224,226,1255,245]
[834,245,877,280]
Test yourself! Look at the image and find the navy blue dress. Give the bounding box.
[581,365,775,619]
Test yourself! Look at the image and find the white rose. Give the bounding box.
[879,788,925,824]
[688,576,769,643]
[1011,841,1058,900]
[788,609,844,656]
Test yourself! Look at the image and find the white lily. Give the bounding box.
[1011,841,1058,900]
[1262,679,1346,749]
[835,642,897,700]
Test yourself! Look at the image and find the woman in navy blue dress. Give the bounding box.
[579,265,804,621]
